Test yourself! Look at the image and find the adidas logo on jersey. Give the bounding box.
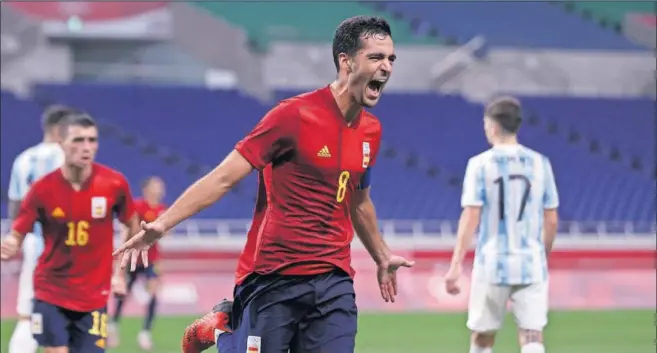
[317,146,331,158]
[51,207,65,218]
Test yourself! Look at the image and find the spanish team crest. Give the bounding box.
[247,336,261,353]
[91,197,107,219]
[31,313,43,334]
[362,142,371,168]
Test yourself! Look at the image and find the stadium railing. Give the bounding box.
[1,219,654,251]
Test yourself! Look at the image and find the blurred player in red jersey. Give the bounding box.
[108,176,166,350]
[115,16,414,353]
[1,112,140,353]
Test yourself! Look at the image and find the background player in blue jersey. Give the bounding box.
[6,105,75,353]
[444,97,559,353]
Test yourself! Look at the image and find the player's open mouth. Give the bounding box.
[366,79,386,98]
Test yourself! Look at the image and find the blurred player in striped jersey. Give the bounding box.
[6,105,74,353]
[444,97,559,353]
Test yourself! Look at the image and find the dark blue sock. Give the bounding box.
[114,272,137,324]
[216,332,235,353]
[144,295,158,331]
[112,297,125,323]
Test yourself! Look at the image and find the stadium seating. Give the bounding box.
[192,2,437,47]
[5,84,655,223]
[27,84,460,220]
[0,91,43,198]
[379,2,645,50]
[0,90,251,218]
[364,92,654,223]
[519,96,655,166]
[570,1,656,27]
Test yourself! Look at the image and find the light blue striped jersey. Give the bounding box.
[8,142,64,257]
[461,144,559,285]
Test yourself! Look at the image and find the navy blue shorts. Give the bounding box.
[226,269,358,353]
[127,263,159,283]
[32,299,108,352]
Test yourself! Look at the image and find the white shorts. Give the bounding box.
[17,234,39,317]
[467,279,548,332]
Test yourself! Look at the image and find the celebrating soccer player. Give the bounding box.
[6,105,72,353]
[109,176,167,351]
[114,15,414,353]
[1,112,141,353]
[444,97,559,353]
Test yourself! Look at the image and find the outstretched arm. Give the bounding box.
[156,102,295,232]
[114,103,296,267]
[156,151,253,231]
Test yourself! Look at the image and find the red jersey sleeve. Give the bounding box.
[11,182,41,236]
[369,121,383,167]
[235,101,297,170]
[113,175,135,224]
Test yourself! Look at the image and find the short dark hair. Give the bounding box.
[332,16,392,72]
[485,96,522,134]
[41,104,77,131]
[59,112,97,138]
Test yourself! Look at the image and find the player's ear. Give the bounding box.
[338,53,351,73]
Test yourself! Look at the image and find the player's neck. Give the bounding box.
[492,135,518,146]
[329,80,361,124]
[62,164,92,187]
[145,198,159,207]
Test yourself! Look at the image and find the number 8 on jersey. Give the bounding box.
[336,171,350,203]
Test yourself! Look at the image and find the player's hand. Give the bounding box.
[377,255,415,303]
[111,273,128,297]
[113,220,165,271]
[444,265,462,295]
[0,234,21,260]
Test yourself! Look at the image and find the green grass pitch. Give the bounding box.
[1,310,654,353]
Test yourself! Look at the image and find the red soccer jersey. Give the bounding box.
[12,163,135,312]
[233,86,382,284]
[133,198,166,264]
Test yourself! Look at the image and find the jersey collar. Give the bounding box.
[58,163,97,191]
[321,85,363,129]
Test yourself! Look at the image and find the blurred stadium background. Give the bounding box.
[1,1,655,352]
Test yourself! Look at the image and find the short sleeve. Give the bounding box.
[114,175,136,224]
[11,183,41,235]
[366,121,382,168]
[542,157,559,209]
[8,157,25,201]
[461,157,485,207]
[235,102,296,170]
[52,147,65,169]
[357,168,372,190]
